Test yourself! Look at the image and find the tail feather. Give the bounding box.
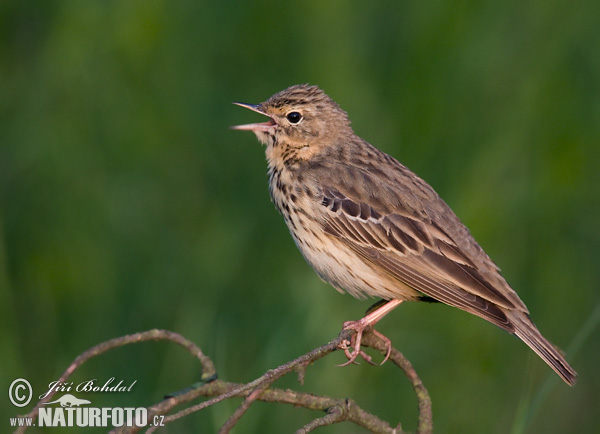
[511,312,577,386]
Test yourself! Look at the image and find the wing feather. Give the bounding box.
[320,188,520,330]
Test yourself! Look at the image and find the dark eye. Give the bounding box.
[286,111,302,124]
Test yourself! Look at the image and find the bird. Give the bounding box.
[231,84,577,386]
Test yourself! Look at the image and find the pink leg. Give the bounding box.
[338,299,403,366]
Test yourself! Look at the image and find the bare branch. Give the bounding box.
[297,405,346,433]
[218,384,269,433]
[361,330,432,433]
[17,327,431,434]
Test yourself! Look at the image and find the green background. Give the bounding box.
[2,1,599,433]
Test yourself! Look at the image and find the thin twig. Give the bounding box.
[362,329,432,434]
[296,405,346,433]
[218,385,268,433]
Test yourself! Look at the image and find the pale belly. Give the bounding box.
[285,201,419,302]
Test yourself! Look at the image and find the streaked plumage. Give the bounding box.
[232,84,576,386]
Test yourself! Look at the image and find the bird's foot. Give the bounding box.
[336,299,402,366]
[337,320,392,366]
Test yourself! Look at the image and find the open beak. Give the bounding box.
[231,102,276,132]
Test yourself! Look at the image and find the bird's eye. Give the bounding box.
[286,111,302,124]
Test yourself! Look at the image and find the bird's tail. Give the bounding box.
[511,311,577,386]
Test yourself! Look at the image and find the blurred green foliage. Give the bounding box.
[1,1,599,433]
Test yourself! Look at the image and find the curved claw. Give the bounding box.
[337,334,362,366]
[336,320,394,366]
[336,300,402,367]
[372,328,392,365]
[337,353,359,367]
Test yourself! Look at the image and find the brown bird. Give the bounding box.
[232,84,576,386]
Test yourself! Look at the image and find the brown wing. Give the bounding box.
[320,186,524,332]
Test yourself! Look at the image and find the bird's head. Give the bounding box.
[232,84,352,152]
